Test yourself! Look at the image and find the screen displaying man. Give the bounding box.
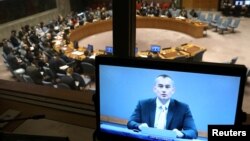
[98,61,243,141]
[127,74,198,139]
[73,40,79,49]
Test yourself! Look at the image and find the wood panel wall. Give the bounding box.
[182,0,219,11]
[182,0,193,9]
[141,0,172,3]
[140,0,219,11]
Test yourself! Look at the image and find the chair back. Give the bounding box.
[216,18,223,26]
[230,57,238,64]
[227,17,233,26]
[43,66,56,79]
[81,62,96,82]
[57,83,71,89]
[206,13,213,22]
[22,74,34,83]
[198,14,206,21]
[72,72,86,88]
[247,70,250,77]
[213,14,220,22]
[18,48,27,56]
[42,80,54,87]
[221,19,230,27]
[2,53,8,61]
[196,11,201,18]
[81,62,95,75]
[232,18,241,28]
[66,60,76,67]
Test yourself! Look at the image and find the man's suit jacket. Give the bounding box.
[6,53,21,70]
[127,98,198,139]
[26,65,43,85]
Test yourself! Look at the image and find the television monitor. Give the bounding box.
[245,0,250,5]
[87,44,94,53]
[105,46,113,55]
[235,0,244,5]
[95,56,247,141]
[135,47,138,54]
[150,45,161,53]
[73,40,78,49]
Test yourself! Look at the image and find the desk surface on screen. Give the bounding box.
[101,123,207,141]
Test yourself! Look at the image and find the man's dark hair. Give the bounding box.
[157,74,171,79]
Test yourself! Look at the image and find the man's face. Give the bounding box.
[153,77,175,101]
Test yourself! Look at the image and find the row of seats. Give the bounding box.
[197,12,241,34]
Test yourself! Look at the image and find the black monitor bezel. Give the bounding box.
[94,56,247,141]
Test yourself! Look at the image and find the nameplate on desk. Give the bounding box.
[139,55,148,58]
[62,47,67,50]
[71,51,84,55]
[89,55,96,59]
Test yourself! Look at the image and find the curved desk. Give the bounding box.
[137,43,206,61]
[136,16,207,38]
[61,17,207,61]
[69,16,207,42]
[69,19,113,42]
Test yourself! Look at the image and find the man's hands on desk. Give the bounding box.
[138,123,184,138]
[138,123,149,130]
[173,128,184,138]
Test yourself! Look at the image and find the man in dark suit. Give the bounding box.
[25,64,43,85]
[48,54,66,74]
[127,74,197,139]
[6,53,26,70]
[2,39,13,55]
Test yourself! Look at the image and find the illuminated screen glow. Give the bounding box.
[105,46,113,54]
[150,45,161,53]
[99,65,242,140]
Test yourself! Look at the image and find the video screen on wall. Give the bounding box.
[245,0,250,5]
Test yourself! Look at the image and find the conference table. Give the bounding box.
[53,40,105,61]
[53,39,206,61]
[54,16,208,61]
[177,43,207,57]
[101,122,207,141]
[137,43,206,60]
[136,16,208,38]
[69,16,208,42]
